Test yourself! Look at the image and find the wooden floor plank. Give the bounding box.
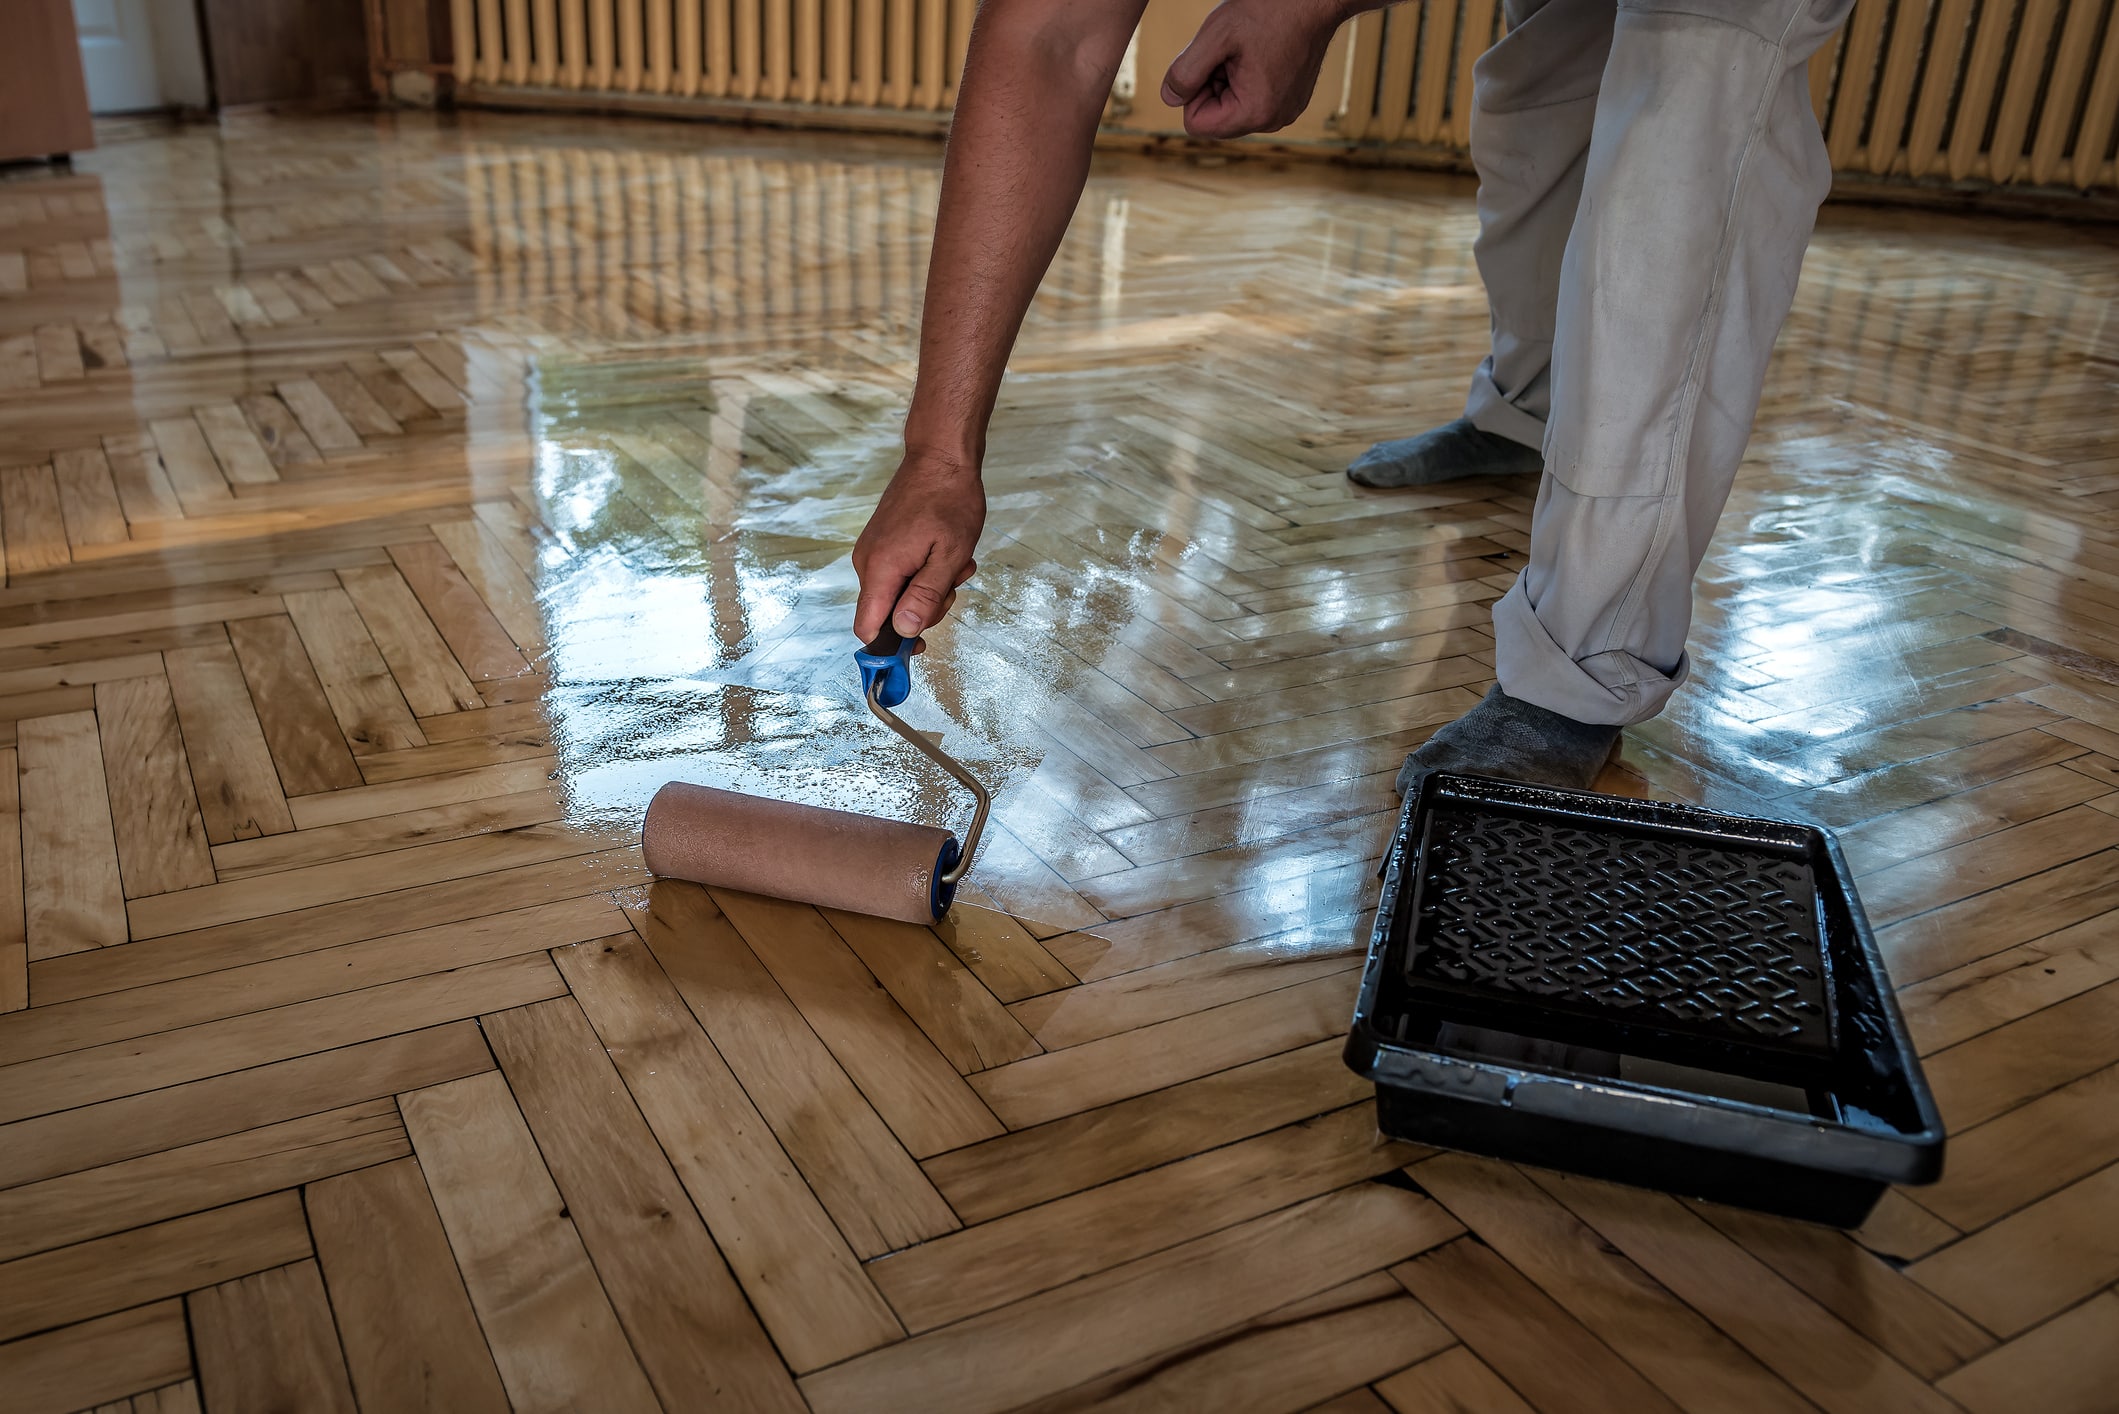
[382,348,467,410]
[0,588,294,653]
[1918,1062,2119,1231]
[1907,1162,2119,1338]
[122,818,626,939]
[1,464,71,575]
[305,1158,512,1414]
[0,1301,192,1414]
[1849,1190,1962,1265]
[1373,1346,1536,1414]
[0,1099,405,1261]
[1008,922,1365,1050]
[1859,803,2119,928]
[553,932,905,1369]
[482,997,810,1405]
[16,711,125,959]
[93,675,215,898]
[1042,856,1373,992]
[276,378,363,452]
[224,614,365,794]
[282,586,425,754]
[337,564,482,715]
[925,1038,1371,1224]
[428,518,545,655]
[0,333,31,393]
[1936,1290,2119,1414]
[112,1376,205,1412]
[51,448,128,551]
[1536,1171,1962,1414]
[162,641,296,844]
[350,726,554,784]
[1075,808,1396,920]
[929,900,1078,1002]
[823,907,1042,1071]
[1897,903,2119,1055]
[398,1070,663,1414]
[193,403,278,485]
[0,1020,489,1189]
[1698,1201,1997,1378]
[1410,1153,1813,1412]
[145,417,233,509]
[97,433,187,527]
[389,539,531,681]
[1391,1236,1680,1414]
[0,953,562,1124]
[715,888,1005,1157]
[208,785,561,882]
[1017,1272,1454,1414]
[189,1261,357,1414]
[0,1191,310,1342]
[1922,978,2119,1131]
[0,747,21,1014]
[870,1103,1420,1332]
[310,367,404,439]
[28,849,633,1004]
[627,883,962,1257]
[283,752,557,829]
[973,965,1357,1127]
[800,1182,1460,1414]
[0,894,615,1066]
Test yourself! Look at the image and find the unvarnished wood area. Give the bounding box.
[1,108,2115,1413]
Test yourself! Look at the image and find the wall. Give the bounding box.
[198,0,371,106]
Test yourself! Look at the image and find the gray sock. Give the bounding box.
[1347,417,1543,488]
[1397,685,1621,797]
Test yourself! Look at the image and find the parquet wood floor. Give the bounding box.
[1,108,2115,1413]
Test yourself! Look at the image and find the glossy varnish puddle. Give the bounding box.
[0,108,2114,1413]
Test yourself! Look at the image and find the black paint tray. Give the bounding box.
[1345,773,1944,1226]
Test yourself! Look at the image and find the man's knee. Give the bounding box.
[1474,3,1613,115]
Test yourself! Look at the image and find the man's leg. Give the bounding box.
[1403,0,1852,790]
[1348,0,1614,489]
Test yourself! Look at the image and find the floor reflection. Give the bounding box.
[25,109,2112,932]
[423,112,2119,924]
[524,351,1052,836]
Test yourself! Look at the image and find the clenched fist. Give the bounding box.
[1161,0,1359,140]
[852,454,985,645]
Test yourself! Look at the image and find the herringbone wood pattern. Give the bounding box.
[0,108,2116,1414]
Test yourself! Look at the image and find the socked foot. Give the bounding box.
[1348,417,1543,488]
[1397,685,1621,797]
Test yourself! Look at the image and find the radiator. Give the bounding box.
[1331,0,2118,189]
[451,0,974,108]
[452,0,2119,193]
[457,141,951,331]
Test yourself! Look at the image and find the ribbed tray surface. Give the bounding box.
[1407,808,1830,1053]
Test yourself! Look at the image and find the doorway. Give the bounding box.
[72,0,210,113]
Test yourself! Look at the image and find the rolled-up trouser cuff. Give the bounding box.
[1463,353,1552,452]
[1492,580,1690,726]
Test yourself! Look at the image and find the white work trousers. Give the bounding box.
[1468,0,1854,725]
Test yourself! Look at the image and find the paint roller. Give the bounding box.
[640,627,990,924]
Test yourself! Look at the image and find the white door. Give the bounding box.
[73,0,163,113]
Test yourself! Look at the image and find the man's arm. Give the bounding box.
[853,0,1382,643]
[852,0,1148,643]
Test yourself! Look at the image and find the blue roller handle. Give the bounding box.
[855,626,915,708]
